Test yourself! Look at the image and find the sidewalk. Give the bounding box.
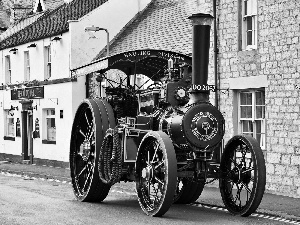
[0,161,299,222]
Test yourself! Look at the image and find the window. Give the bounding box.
[5,110,15,137]
[44,109,56,141]
[45,46,51,79]
[24,51,30,81]
[5,55,11,83]
[241,0,257,50]
[238,89,265,149]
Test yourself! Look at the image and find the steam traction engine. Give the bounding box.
[70,14,266,217]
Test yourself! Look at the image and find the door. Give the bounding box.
[21,110,34,163]
[21,111,29,160]
[27,113,33,163]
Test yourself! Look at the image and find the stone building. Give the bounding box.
[86,0,300,198]
[216,0,300,198]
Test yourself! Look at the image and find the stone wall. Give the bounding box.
[217,0,300,197]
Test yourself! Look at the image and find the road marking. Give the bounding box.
[190,203,300,225]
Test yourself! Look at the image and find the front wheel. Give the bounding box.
[135,131,177,217]
[219,135,266,216]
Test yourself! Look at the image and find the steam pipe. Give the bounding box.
[213,0,219,109]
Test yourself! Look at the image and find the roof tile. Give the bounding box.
[96,0,195,59]
[0,0,108,50]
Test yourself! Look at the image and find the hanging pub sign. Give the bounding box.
[16,118,21,137]
[33,118,40,138]
[11,86,44,100]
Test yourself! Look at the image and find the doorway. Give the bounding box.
[21,100,34,163]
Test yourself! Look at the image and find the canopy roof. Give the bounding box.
[72,49,192,81]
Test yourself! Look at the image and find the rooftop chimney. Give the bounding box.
[36,1,43,12]
[34,0,45,13]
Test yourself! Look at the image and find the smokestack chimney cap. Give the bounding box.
[188,13,214,26]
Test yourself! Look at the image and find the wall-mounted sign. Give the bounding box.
[16,118,21,137]
[11,86,44,100]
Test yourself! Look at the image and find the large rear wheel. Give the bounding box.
[219,135,266,216]
[70,98,115,202]
[135,131,177,216]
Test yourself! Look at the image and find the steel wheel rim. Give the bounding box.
[221,140,257,212]
[71,104,96,198]
[136,132,177,216]
[137,137,166,211]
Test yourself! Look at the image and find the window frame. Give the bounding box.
[240,0,258,51]
[45,46,51,79]
[24,51,30,81]
[5,110,15,137]
[43,108,56,143]
[5,55,11,84]
[238,89,266,149]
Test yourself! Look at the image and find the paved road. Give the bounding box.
[0,173,290,225]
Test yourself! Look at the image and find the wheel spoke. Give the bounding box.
[82,164,94,191]
[154,176,164,186]
[240,181,252,194]
[85,112,91,128]
[76,164,88,179]
[233,183,243,207]
[79,129,87,139]
[241,167,254,173]
[87,128,95,142]
[147,150,151,166]
[154,161,164,170]
[151,144,159,163]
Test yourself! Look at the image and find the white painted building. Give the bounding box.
[0,0,152,166]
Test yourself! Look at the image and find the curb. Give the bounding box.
[191,202,300,225]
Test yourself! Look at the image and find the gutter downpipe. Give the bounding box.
[86,74,89,98]
[213,0,219,109]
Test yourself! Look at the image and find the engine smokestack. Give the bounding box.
[188,13,214,103]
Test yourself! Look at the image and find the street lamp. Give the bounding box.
[85,26,109,57]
